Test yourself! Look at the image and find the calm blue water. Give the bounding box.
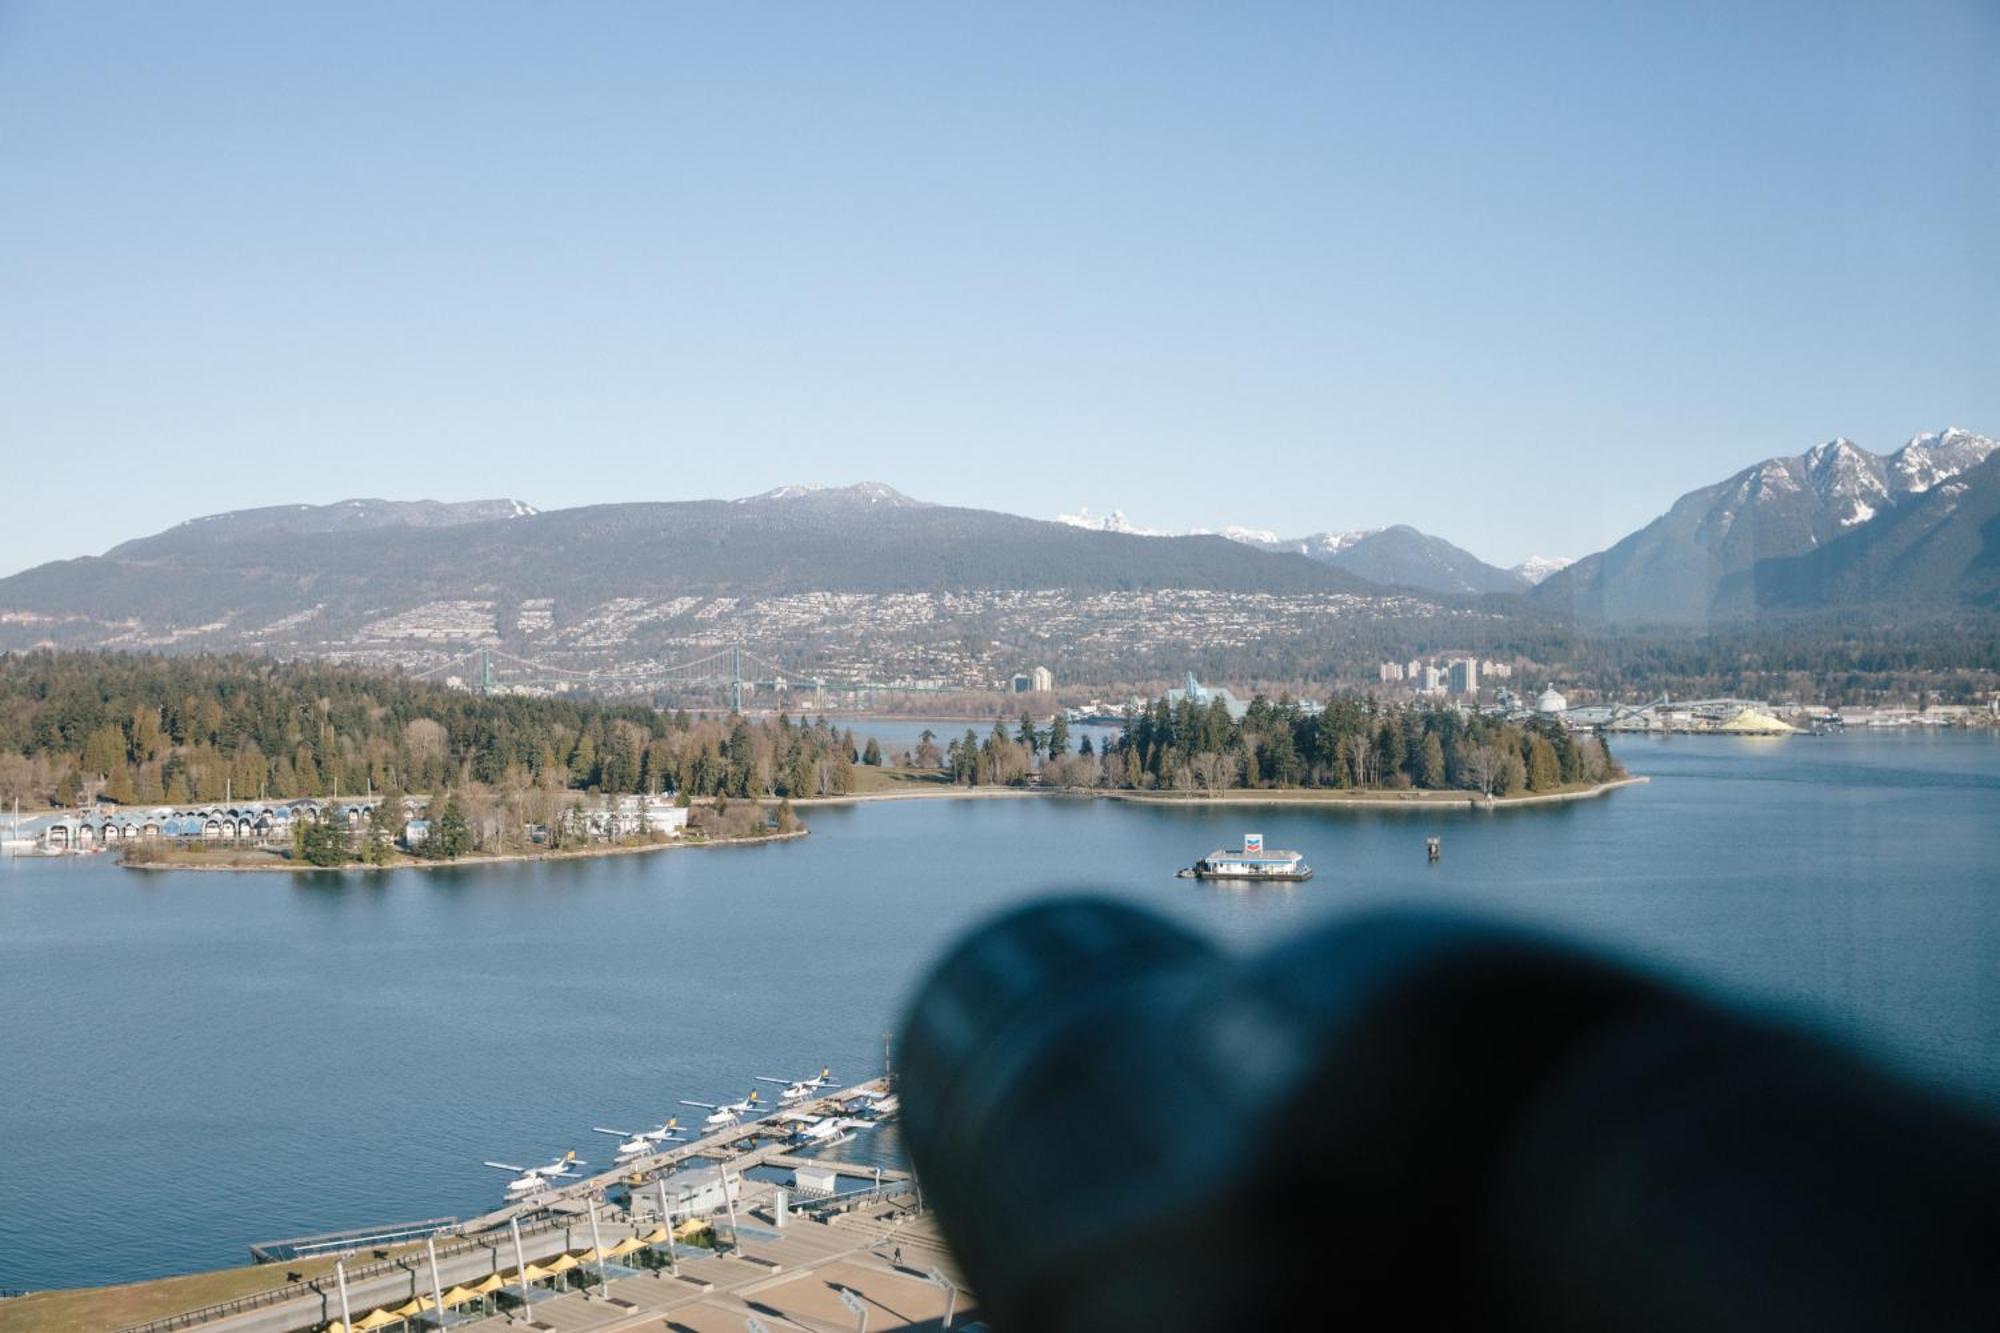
[2,732,1996,1291]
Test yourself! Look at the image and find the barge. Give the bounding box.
[1181,833,1313,882]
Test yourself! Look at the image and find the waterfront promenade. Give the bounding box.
[74,1081,957,1333]
[195,1209,963,1333]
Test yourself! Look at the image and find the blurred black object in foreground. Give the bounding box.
[897,898,1998,1332]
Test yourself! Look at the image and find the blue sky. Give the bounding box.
[2,1,1994,577]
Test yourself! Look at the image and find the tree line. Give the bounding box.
[0,651,864,809]
[937,697,1620,797]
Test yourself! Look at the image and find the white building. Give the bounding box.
[1164,673,1250,722]
[1536,687,1569,714]
[652,1163,744,1216]
[1379,662,1406,683]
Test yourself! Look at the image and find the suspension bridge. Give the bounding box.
[406,643,956,707]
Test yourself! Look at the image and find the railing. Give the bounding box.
[115,1215,574,1333]
[250,1218,458,1264]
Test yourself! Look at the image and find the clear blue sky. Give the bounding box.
[2,1,1994,577]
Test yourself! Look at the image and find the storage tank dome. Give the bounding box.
[1535,687,1568,714]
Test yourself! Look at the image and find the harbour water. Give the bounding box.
[1,732,1995,1292]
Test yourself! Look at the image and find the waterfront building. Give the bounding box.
[1164,672,1249,722]
[1536,686,1568,715]
[30,797,382,854]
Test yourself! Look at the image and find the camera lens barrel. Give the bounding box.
[897,898,2000,1333]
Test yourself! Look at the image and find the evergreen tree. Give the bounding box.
[1418,733,1447,788]
[428,795,473,859]
[1526,735,1563,792]
[862,737,883,766]
[300,815,348,867]
[1046,714,1070,758]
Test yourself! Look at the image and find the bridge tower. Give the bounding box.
[479,647,494,695]
[730,643,743,714]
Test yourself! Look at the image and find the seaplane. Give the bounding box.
[679,1089,762,1129]
[482,1150,586,1197]
[756,1067,835,1103]
[591,1117,685,1160]
[776,1110,874,1146]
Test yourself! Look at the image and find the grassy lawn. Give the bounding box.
[0,1245,423,1333]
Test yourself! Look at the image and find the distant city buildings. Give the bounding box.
[1379,655,1509,697]
[1011,665,1054,693]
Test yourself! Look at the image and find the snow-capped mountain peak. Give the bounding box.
[1513,555,1573,585]
[1052,506,1174,536]
[1802,437,1890,527]
[1213,525,1284,545]
[1889,427,1999,496]
[744,482,923,506]
[1290,529,1378,556]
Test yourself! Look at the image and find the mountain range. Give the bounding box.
[1531,428,2000,624]
[1,427,1993,662]
[1052,509,1564,595]
[0,484,1388,653]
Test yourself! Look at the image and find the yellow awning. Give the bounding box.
[468,1273,505,1294]
[438,1285,481,1306]
[607,1236,646,1258]
[638,1226,671,1245]
[389,1296,435,1317]
[672,1218,711,1240]
[322,1322,350,1333]
[506,1262,551,1282]
[353,1310,404,1331]
[544,1252,581,1273]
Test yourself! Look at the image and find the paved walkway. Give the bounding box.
[205,1208,969,1333]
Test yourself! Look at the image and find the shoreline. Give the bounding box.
[83,775,1649,874]
[1100,774,1650,809]
[795,774,1648,809]
[118,827,809,875]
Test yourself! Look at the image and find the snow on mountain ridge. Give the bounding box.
[1513,555,1573,585]
[1890,427,1998,495]
[1052,507,1175,536]
[743,482,923,506]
